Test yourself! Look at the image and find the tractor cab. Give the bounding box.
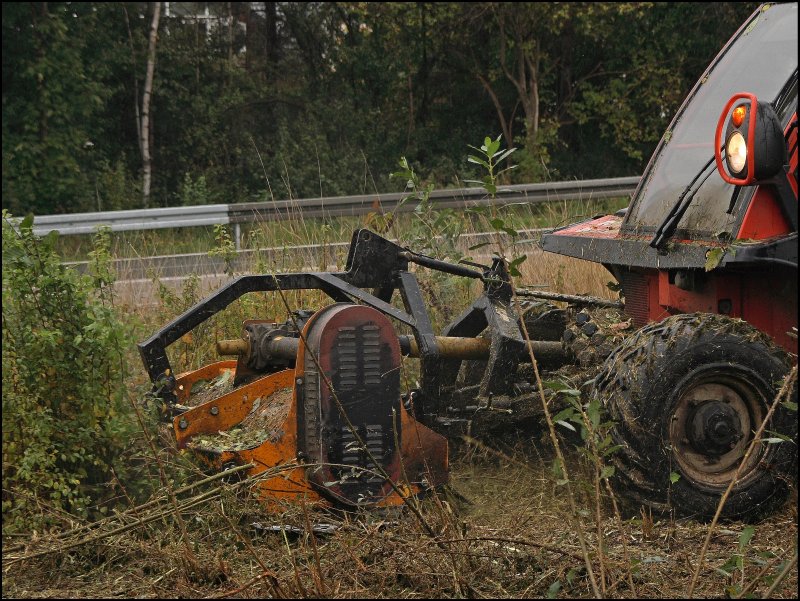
[542,2,798,353]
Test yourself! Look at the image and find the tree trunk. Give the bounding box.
[521,47,540,153]
[122,6,142,159]
[227,2,233,63]
[476,73,514,149]
[141,1,161,208]
[495,8,541,154]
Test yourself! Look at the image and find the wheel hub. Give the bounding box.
[687,400,743,456]
[670,376,764,488]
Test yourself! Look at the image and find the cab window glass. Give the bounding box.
[624,3,798,237]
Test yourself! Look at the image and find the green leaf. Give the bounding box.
[546,580,561,599]
[738,525,755,550]
[600,465,615,480]
[669,471,681,484]
[556,420,576,432]
[544,379,579,394]
[586,399,601,428]
[467,155,490,169]
[714,567,733,578]
[704,247,725,272]
[718,555,740,574]
[566,568,578,584]
[602,444,624,457]
[552,407,576,422]
[496,165,519,178]
[44,230,60,247]
[508,255,527,276]
[495,148,517,164]
[486,136,501,157]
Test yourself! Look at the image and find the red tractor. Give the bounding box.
[542,2,797,519]
[140,3,796,521]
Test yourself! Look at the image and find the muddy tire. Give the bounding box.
[593,313,796,521]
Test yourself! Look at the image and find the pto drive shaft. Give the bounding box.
[217,334,567,363]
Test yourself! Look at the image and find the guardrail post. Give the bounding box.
[233,223,241,251]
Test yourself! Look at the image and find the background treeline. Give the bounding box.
[2,2,758,216]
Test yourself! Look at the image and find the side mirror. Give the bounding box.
[714,93,787,186]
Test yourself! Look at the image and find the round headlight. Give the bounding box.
[726,131,747,175]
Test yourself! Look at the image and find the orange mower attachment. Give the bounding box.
[170,304,448,510]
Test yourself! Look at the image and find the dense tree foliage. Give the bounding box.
[2,2,759,215]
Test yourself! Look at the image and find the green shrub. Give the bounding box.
[1,212,135,529]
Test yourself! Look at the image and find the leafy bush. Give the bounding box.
[1,212,135,529]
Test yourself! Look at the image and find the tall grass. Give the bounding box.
[53,196,627,261]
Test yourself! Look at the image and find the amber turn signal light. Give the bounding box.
[731,105,746,128]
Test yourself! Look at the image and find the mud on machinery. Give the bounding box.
[140,3,798,521]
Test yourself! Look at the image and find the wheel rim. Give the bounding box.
[669,370,765,489]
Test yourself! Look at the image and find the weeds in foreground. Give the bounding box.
[1,214,136,529]
[2,443,796,599]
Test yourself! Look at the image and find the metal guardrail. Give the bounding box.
[30,203,230,237]
[24,176,640,243]
[66,229,549,281]
[228,176,641,223]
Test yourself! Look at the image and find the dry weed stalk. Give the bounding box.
[514,286,602,598]
[1,463,294,566]
[216,504,285,598]
[575,400,638,597]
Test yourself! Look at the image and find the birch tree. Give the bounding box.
[141,2,161,208]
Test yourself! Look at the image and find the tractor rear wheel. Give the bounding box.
[593,313,796,521]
